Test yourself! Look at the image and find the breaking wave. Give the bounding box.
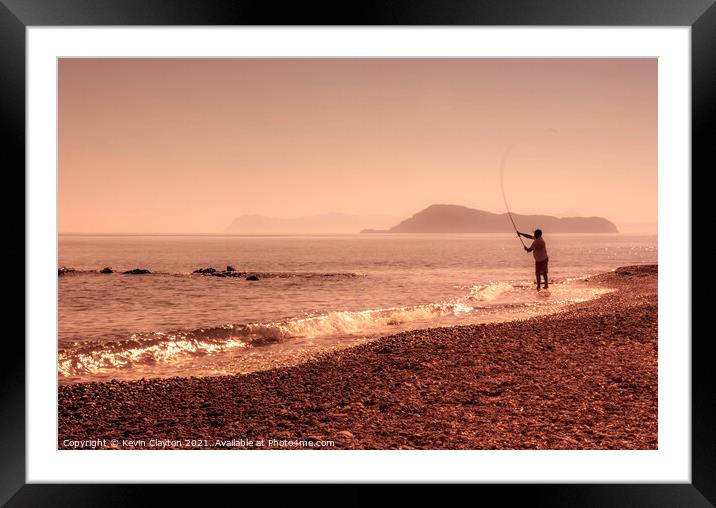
[468,281,517,302]
[58,301,475,379]
[58,279,612,381]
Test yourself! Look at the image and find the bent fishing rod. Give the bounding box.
[499,144,527,248]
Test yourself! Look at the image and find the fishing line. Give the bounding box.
[499,144,527,248]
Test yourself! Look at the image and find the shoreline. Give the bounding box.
[58,265,657,450]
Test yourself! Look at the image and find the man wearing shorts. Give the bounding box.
[518,229,549,290]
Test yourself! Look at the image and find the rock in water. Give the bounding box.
[226,266,236,272]
[193,267,216,274]
[58,267,75,276]
[123,268,151,275]
[246,275,259,281]
[99,267,113,274]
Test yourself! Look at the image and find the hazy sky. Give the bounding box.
[59,58,656,233]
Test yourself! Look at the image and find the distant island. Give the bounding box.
[361,204,619,234]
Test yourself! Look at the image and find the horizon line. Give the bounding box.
[58,230,657,237]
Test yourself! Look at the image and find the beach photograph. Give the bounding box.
[57,58,657,451]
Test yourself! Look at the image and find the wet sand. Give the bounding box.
[58,265,657,450]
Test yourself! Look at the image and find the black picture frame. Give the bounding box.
[3,0,708,505]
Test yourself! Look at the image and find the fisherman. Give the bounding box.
[517,229,549,290]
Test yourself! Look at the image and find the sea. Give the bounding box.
[58,233,657,383]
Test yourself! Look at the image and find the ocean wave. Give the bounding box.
[58,280,613,380]
[58,334,247,378]
[468,281,517,302]
[58,301,476,378]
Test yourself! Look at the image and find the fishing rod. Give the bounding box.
[499,144,527,248]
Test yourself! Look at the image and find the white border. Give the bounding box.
[27,27,690,483]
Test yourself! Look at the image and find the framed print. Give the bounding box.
[4,0,710,505]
